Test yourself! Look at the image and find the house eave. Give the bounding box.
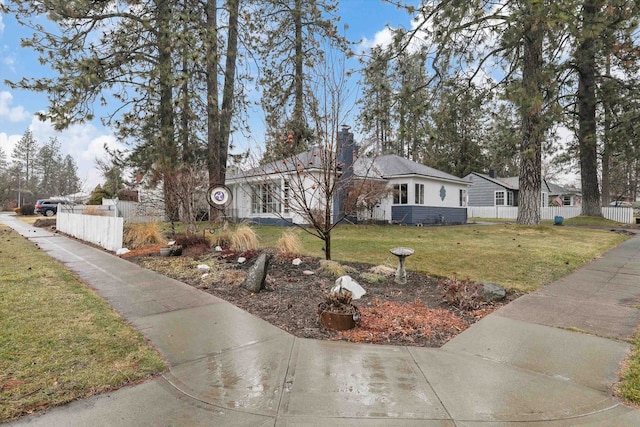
[383,173,471,186]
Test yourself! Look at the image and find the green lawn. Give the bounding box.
[254,223,628,292]
[0,225,167,422]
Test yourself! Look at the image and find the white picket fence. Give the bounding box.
[467,206,634,223]
[56,212,124,252]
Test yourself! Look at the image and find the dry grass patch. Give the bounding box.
[123,222,167,249]
[215,224,259,252]
[0,226,166,422]
[277,229,302,256]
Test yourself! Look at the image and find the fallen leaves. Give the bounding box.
[336,299,468,345]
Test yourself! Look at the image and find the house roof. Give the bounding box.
[360,155,470,184]
[468,172,520,190]
[467,172,581,195]
[229,151,469,185]
[227,149,323,180]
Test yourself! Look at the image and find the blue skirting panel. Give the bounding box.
[237,217,296,227]
[391,206,467,225]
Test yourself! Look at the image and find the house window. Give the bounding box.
[393,184,408,205]
[415,184,424,204]
[495,190,514,206]
[252,183,279,214]
[459,189,467,207]
[283,180,290,213]
[541,192,548,207]
[562,195,572,206]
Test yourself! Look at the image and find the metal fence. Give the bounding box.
[467,206,634,223]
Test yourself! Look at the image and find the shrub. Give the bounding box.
[319,260,355,278]
[359,272,386,284]
[116,189,139,202]
[20,204,35,216]
[84,206,107,216]
[123,222,167,249]
[277,230,302,256]
[174,233,211,249]
[438,276,485,311]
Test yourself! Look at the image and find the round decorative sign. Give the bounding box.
[207,185,233,210]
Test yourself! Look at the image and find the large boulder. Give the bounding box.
[241,253,271,293]
[332,275,366,300]
[482,282,506,302]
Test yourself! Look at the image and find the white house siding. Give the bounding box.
[387,177,469,208]
[228,172,325,225]
[386,177,469,225]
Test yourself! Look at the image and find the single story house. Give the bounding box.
[358,155,471,225]
[464,171,581,207]
[226,128,471,226]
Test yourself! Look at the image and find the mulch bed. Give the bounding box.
[126,249,518,348]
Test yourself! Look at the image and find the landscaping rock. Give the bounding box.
[292,258,302,266]
[242,253,271,293]
[116,248,130,256]
[238,257,246,264]
[332,275,366,300]
[214,246,223,252]
[197,264,211,271]
[303,270,315,276]
[482,282,506,302]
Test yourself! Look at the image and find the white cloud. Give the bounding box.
[359,27,395,52]
[4,116,124,191]
[0,91,30,122]
[0,131,21,157]
[357,18,432,56]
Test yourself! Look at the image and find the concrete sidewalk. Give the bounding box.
[3,213,640,426]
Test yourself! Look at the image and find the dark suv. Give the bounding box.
[35,200,59,216]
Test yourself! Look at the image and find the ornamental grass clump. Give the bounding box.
[276,230,302,257]
[123,222,167,249]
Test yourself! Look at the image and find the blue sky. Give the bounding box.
[0,0,418,191]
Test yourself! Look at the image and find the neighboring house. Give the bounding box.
[226,129,471,226]
[464,171,582,207]
[544,180,582,207]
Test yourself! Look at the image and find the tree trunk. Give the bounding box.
[217,0,239,185]
[576,0,602,217]
[600,55,611,206]
[293,0,305,147]
[516,2,544,225]
[157,0,178,220]
[324,231,331,260]
[206,0,220,190]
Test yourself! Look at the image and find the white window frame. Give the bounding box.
[541,191,548,207]
[507,191,514,206]
[252,183,280,214]
[393,183,408,205]
[283,180,290,213]
[415,183,424,205]
[562,195,572,206]
[495,190,506,206]
[459,189,467,207]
